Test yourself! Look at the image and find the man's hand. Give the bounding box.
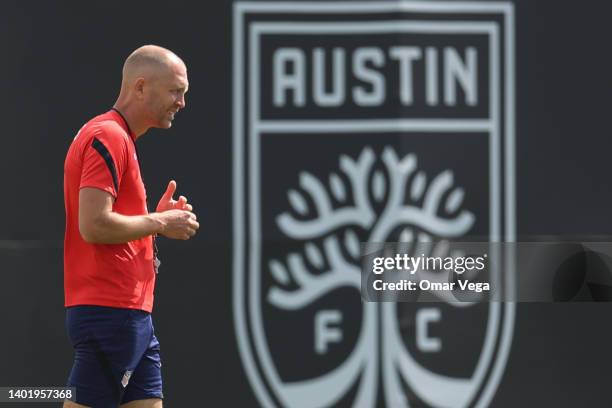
[154,180,199,240]
[152,209,200,240]
[156,180,193,212]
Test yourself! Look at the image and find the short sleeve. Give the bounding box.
[80,125,129,198]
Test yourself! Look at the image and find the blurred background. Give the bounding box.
[1,0,612,407]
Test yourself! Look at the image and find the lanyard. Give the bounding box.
[111,108,161,274]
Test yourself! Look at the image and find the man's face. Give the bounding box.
[145,61,189,129]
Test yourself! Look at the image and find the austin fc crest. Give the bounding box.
[233,2,516,407]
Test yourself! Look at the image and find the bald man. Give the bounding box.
[63,45,198,408]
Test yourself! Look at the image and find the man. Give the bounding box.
[63,45,198,408]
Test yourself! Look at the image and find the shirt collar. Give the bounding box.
[110,108,136,141]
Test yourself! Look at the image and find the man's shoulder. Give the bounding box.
[82,112,131,146]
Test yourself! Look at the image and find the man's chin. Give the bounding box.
[155,120,172,129]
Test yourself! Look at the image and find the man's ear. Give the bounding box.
[134,77,145,99]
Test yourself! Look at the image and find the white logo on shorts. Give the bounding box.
[121,370,133,388]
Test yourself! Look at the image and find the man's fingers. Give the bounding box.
[178,195,187,206]
[185,204,193,212]
[161,180,177,202]
[163,209,199,240]
[183,228,197,240]
[186,218,199,230]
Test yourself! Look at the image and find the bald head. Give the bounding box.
[121,45,185,86]
[114,45,189,135]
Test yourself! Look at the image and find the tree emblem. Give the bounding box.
[265,146,489,407]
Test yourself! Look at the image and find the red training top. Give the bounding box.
[63,109,156,312]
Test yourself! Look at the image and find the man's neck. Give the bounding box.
[112,102,149,140]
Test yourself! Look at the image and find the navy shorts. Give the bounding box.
[66,305,163,407]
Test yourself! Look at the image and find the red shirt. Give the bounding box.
[64,109,156,312]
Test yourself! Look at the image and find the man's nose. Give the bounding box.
[176,94,186,109]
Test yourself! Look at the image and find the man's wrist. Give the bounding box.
[147,213,166,235]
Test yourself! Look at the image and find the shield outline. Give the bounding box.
[233,2,516,407]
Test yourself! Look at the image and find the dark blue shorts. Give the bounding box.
[66,305,163,407]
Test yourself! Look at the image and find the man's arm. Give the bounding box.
[79,187,198,244]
